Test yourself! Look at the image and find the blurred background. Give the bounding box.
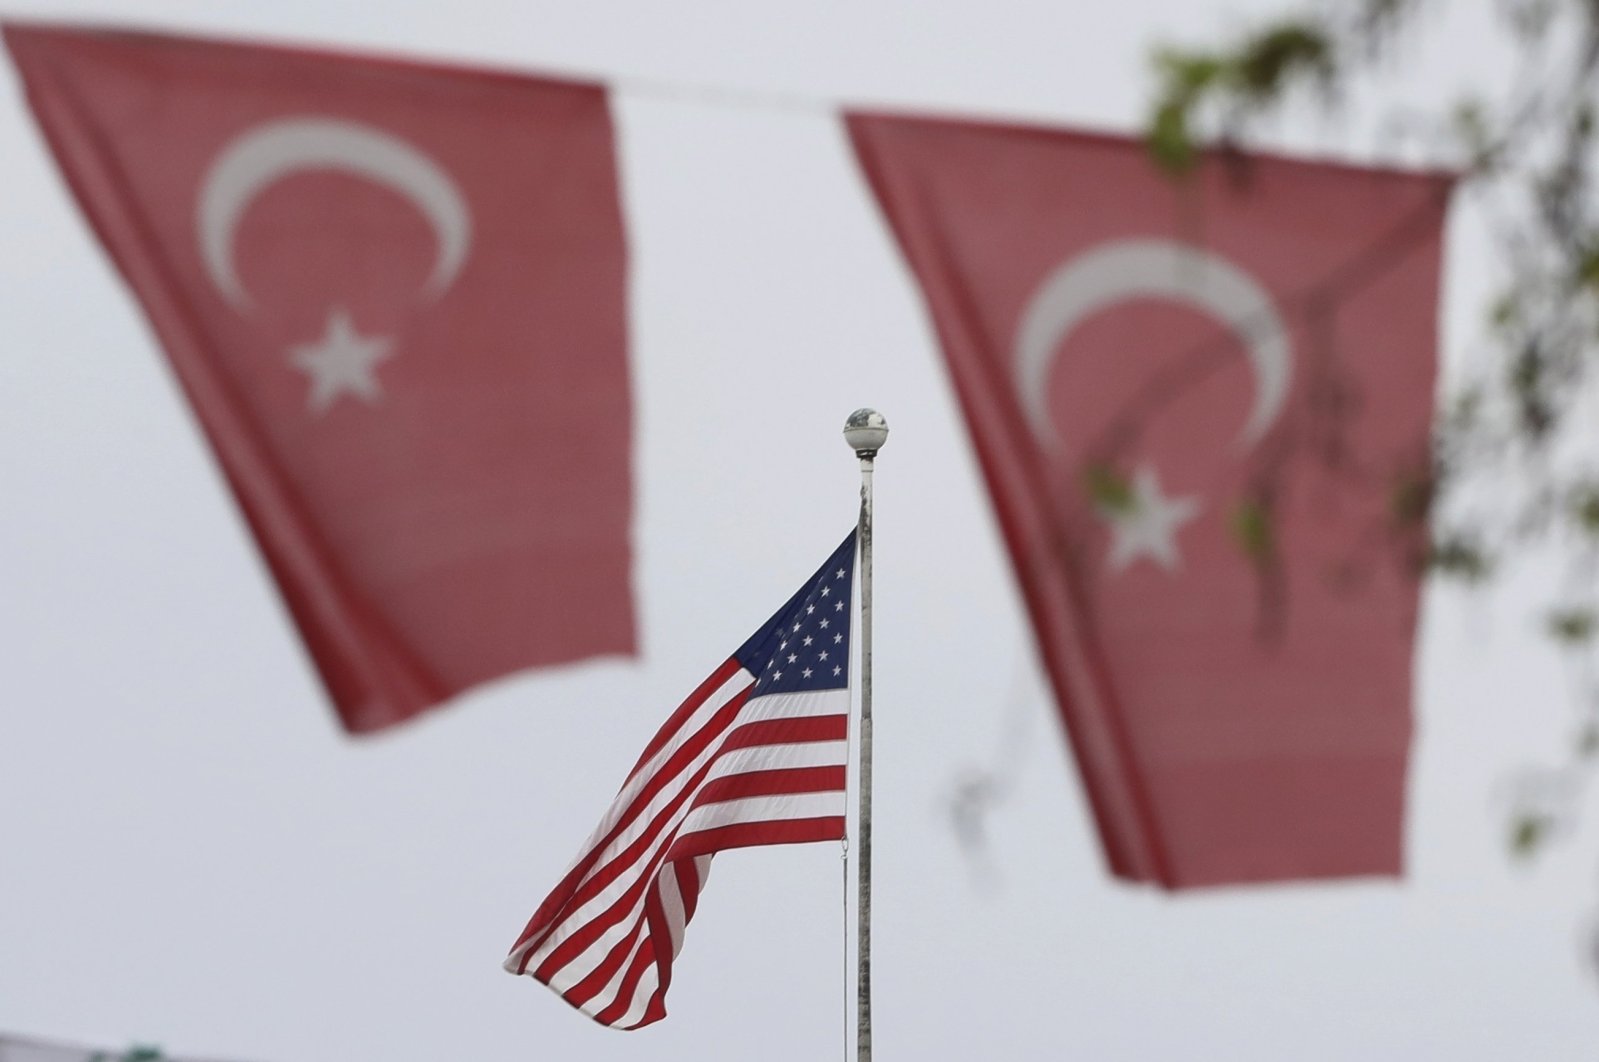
[4,1,1598,1059]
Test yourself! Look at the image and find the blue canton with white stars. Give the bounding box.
[733,532,856,696]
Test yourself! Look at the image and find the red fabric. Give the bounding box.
[6,23,635,733]
[849,112,1451,887]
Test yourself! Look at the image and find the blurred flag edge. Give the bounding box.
[846,108,1453,889]
[3,22,637,733]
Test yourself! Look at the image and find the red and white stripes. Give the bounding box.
[504,658,849,1029]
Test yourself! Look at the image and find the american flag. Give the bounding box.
[504,532,858,1028]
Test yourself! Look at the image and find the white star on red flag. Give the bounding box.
[289,308,393,413]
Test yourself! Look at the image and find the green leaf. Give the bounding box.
[1232,21,1335,99]
[1389,475,1433,526]
[1508,342,1553,438]
[1574,242,1599,288]
[1488,292,1520,334]
[1510,813,1549,857]
[1451,98,1498,171]
[1449,386,1483,427]
[1547,608,1597,644]
[1083,464,1135,514]
[1148,99,1197,174]
[1152,47,1228,97]
[1510,341,1542,394]
[1231,498,1274,562]
[1427,535,1492,582]
[1571,488,1599,534]
[1146,47,1228,174]
[1576,102,1596,140]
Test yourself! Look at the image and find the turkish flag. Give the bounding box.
[6,24,635,733]
[849,113,1452,887]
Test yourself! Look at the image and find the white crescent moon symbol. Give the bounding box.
[1014,239,1292,450]
[197,117,471,309]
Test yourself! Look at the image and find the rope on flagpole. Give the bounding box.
[843,408,888,1062]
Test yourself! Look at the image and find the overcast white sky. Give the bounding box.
[4,1,1599,1059]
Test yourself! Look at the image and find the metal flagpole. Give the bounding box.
[842,408,887,1062]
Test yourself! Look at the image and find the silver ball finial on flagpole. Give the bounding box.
[843,408,889,458]
[843,406,884,1062]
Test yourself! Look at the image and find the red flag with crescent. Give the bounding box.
[5,24,635,733]
[848,112,1452,887]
